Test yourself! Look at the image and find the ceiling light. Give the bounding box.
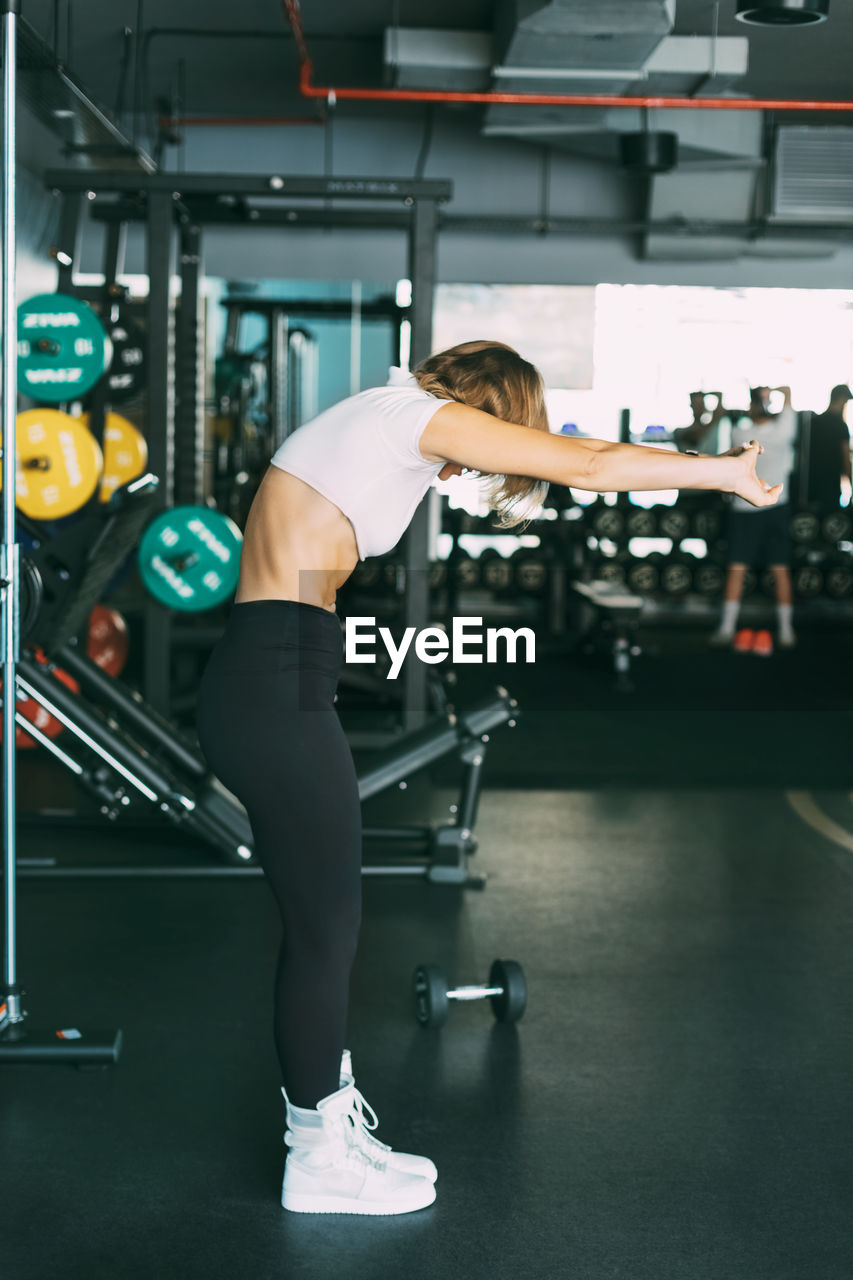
[736,0,829,26]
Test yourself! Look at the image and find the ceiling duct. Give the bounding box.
[620,131,678,172]
[736,0,829,25]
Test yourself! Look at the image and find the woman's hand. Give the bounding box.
[723,440,783,508]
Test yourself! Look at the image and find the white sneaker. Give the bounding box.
[340,1050,438,1183]
[708,629,734,647]
[282,1081,436,1216]
[778,632,797,649]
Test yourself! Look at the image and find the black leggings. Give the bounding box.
[195,600,362,1108]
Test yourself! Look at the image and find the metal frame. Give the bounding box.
[44,170,451,723]
[0,0,121,1066]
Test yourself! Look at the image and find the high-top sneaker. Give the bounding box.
[339,1051,437,1183]
[281,1081,436,1216]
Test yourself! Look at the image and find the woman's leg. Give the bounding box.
[195,605,361,1108]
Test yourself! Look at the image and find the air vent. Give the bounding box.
[773,126,853,221]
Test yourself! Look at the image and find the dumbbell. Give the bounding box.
[625,505,657,539]
[412,959,527,1028]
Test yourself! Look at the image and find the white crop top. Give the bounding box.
[269,367,451,559]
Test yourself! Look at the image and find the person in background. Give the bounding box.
[672,391,726,453]
[806,384,852,510]
[710,386,797,653]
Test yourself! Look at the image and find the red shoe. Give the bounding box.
[752,629,773,657]
[733,629,754,652]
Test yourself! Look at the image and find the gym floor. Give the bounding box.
[5,626,853,1280]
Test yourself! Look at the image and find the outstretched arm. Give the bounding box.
[419,401,782,509]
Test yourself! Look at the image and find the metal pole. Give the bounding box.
[1,0,21,1026]
[402,196,438,731]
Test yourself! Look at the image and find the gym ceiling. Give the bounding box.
[19,1,853,122]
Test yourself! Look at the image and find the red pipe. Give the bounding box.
[283,0,853,113]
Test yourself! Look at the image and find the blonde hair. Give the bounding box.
[413,339,549,526]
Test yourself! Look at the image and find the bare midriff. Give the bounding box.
[233,466,359,612]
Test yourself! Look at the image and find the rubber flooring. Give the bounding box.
[4,784,853,1280]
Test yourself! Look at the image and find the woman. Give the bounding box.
[195,340,780,1218]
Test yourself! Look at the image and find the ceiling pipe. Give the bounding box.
[282,0,853,114]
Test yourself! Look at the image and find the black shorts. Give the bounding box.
[726,502,791,568]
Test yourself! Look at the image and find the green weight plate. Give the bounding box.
[138,506,242,612]
[18,293,112,403]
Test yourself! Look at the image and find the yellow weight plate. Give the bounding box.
[4,410,103,519]
[81,412,148,502]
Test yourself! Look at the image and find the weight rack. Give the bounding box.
[44,169,453,734]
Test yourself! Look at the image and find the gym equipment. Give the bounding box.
[412,959,527,1028]
[80,412,147,503]
[589,502,625,541]
[793,563,824,599]
[693,560,726,597]
[2,6,122,1066]
[592,555,627,588]
[691,507,723,543]
[822,511,851,545]
[790,510,820,544]
[657,506,690,543]
[572,579,643,692]
[103,311,146,403]
[17,292,112,403]
[824,557,853,600]
[452,552,480,591]
[137,506,242,612]
[659,555,693,597]
[625,506,656,538]
[86,605,130,677]
[627,558,660,594]
[7,409,102,518]
[512,548,548,595]
[479,548,513,595]
[0,650,79,750]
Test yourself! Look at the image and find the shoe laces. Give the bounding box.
[348,1087,392,1155]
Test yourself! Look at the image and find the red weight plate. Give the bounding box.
[1,657,79,749]
[86,605,130,677]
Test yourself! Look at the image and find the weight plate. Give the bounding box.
[413,963,449,1028]
[86,605,130,677]
[693,562,725,597]
[658,508,690,542]
[692,508,723,542]
[790,510,820,543]
[625,507,657,538]
[660,562,693,596]
[825,564,853,599]
[627,562,660,594]
[591,506,625,539]
[80,412,148,502]
[4,409,103,519]
[793,565,824,598]
[1,653,79,750]
[17,293,112,402]
[481,554,513,594]
[104,313,146,402]
[595,560,627,587]
[489,959,527,1024]
[514,554,548,595]
[453,555,480,590]
[822,511,851,545]
[138,506,242,613]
